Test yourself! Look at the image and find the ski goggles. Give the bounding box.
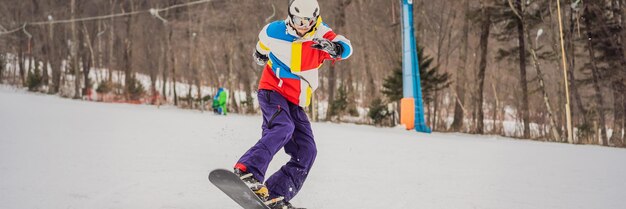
[290,15,317,29]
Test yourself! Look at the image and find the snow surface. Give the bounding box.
[1,85,625,209]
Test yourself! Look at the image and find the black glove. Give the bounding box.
[253,50,269,66]
[311,38,344,58]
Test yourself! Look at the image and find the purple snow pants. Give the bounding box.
[236,89,317,202]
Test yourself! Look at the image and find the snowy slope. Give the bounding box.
[1,86,625,209]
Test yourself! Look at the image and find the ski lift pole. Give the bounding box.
[557,0,573,143]
[399,0,431,133]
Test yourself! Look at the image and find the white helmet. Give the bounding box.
[288,0,320,30]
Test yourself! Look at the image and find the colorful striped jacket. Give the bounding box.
[256,17,353,108]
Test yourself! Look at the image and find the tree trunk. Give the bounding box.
[226,48,238,113]
[526,28,561,142]
[325,0,352,121]
[30,0,40,87]
[149,61,157,104]
[48,22,62,94]
[49,59,62,95]
[618,0,626,147]
[188,6,201,108]
[585,31,608,145]
[162,28,172,102]
[565,3,587,127]
[42,58,49,87]
[82,50,92,97]
[0,53,4,83]
[123,0,135,100]
[161,50,168,103]
[97,20,104,70]
[82,24,95,96]
[451,0,470,132]
[515,0,531,139]
[326,64,337,121]
[187,84,193,107]
[491,83,501,134]
[620,0,626,72]
[108,0,117,82]
[71,0,81,99]
[173,55,178,106]
[18,40,25,86]
[147,37,158,105]
[622,96,626,146]
[243,73,254,114]
[610,83,625,146]
[41,30,50,87]
[475,9,491,135]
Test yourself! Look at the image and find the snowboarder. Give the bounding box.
[233,0,353,208]
[212,87,228,115]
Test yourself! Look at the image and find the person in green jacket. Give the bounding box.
[212,87,228,115]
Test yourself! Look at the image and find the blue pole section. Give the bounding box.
[402,0,431,133]
[401,1,414,99]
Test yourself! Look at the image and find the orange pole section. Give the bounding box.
[400,98,415,130]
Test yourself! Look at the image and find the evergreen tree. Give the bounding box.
[127,77,146,101]
[328,85,349,121]
[96,80,115,95]
[382,44,451,105]
[368,98,390,126]
[381,61,403,102]
[417,44,452,104]
[381,42,451,128]
[26,65,43,92]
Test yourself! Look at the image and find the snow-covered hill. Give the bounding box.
[1,86,625,209]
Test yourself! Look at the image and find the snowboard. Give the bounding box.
[209,169,272,209]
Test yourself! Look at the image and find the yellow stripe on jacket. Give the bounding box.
[290,42,302,73]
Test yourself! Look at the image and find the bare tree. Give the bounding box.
[325,0,352,121]
[107,0,117,82]
[123,0,135,100]
[451,0,470,132]
[475,1,491,134]
[525,23,561,142]
[71,0,81,99]
[584,21,608,144]
[514,0,531,139]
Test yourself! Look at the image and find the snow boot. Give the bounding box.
[233,168,269,200]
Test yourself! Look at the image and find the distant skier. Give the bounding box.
[212,87,228,115]
[232,0,353,208]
